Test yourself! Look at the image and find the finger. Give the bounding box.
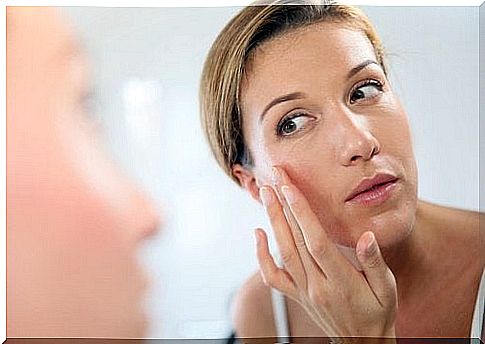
[255,228,298,298]
[272,167,331,282]
[259,185,307,289]
[356,231,397,307]
[274,167,349,278]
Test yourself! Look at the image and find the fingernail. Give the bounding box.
[272,166,281,186]
[259,187,274,207]
[365,232,377,255]
[281,185,295,204]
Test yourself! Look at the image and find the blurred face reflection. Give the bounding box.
[7,7,160,338]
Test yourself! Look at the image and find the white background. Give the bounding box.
[64,6,479,338]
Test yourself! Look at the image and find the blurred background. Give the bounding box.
[64,6,479,339]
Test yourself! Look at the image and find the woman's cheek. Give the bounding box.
[379,98,413,142]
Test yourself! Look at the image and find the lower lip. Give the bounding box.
[346,180,398,207]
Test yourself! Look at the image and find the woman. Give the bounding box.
[7,7,161,338]
[200,3,484,340]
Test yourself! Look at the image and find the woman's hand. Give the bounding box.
[255,166,398,339]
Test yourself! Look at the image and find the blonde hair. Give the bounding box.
[200,2,386,184]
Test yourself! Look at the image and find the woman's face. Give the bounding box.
[236,22,418,249]
[7,8,160,337]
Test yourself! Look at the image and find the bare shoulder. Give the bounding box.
[231,271,276,337]
[420,201,481,240]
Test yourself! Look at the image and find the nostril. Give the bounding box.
[350,155,360,162]
[370,146,379,157]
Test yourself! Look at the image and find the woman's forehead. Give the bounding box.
[248,23,376,76]
[241,23,378,109]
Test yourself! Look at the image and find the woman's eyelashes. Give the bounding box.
[275,112,315,137]
[349,79,384,104]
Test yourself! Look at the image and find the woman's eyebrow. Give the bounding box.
[347,59,379,79]
[259,92,306,123]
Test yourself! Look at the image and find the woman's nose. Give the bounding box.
[139,195,163,240]
[335,112,380,167]
[126,185,163,241]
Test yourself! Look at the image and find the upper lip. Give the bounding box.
[345,173,398,202]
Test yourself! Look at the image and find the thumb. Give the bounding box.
[356,231,397,307]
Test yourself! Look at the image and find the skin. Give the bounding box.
[232,22,483,338]
[7,8,161,338]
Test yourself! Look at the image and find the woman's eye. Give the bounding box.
[277,114,311,136]
[350,81,383,104]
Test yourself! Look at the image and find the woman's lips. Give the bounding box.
[345,174,399,206]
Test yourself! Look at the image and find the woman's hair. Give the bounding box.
[200,2,386,184]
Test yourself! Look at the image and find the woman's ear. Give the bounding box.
[232,164,261,203]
